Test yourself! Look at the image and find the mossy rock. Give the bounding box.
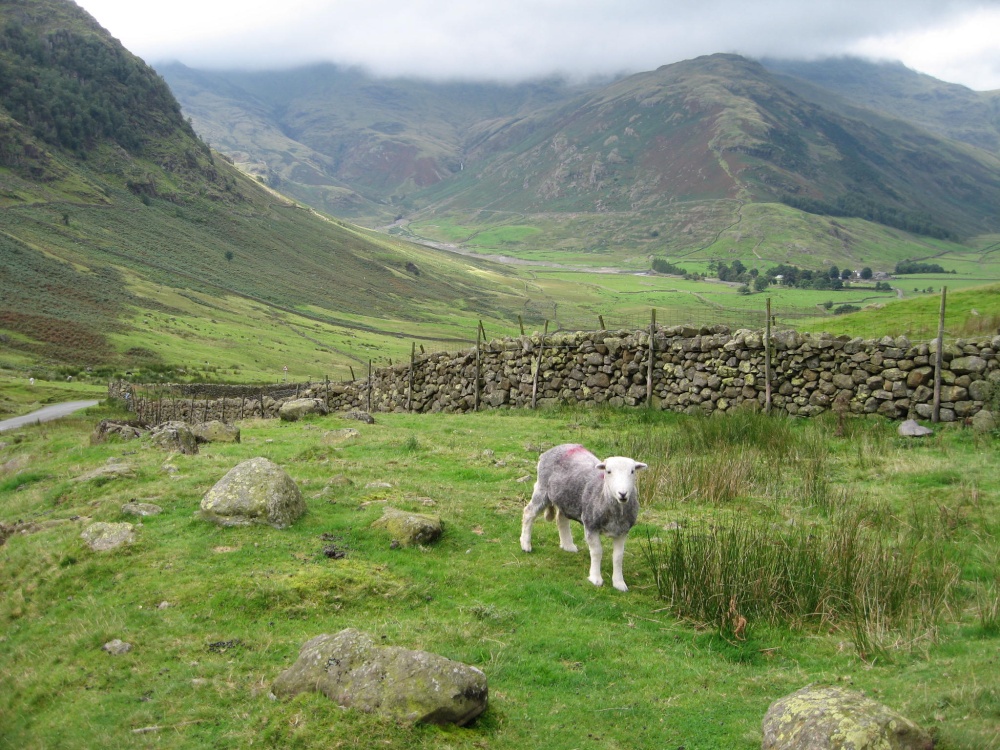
[272,629,487,725]
[762,685,932,750]
[371,507,442,546]
[199,457,305,529]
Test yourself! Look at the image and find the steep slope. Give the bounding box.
[428,56,1000,232]
[0,0,528,370]
[761,56,1000,154]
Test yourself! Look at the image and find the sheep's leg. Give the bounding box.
[520,482,547,552]
[555,509,578,552]
[585,527,603,587]
[611,535,628,592]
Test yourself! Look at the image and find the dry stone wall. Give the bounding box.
[115,326,1000,424]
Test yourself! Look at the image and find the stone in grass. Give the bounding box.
[898,419,933,438]
[102,639,132,655]
[762,685,933,750]
[199,457,305,529]
[150,421,199,454]
[371,507,442,547]
[81,522,135,551]
[190,420,241,443]
[121,500,162,517]
[342,409,375,424]
[279,398,329,421]
[272,629,487,726]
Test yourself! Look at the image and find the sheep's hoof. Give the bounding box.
[560,544,579,553]
[613,580,628,592]
[520,540,532,553]
[588,575,603,587]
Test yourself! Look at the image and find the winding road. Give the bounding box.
[0,400,99,433]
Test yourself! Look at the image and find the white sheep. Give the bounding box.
[520,443,647,591]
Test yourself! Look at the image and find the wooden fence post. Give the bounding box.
[407,342,416,412]
[932,286,947,423]
[475,321,483,412]
[599,315,606,330]
[367,360,372,413]
[765,297,772,414]
[531,321,548,410]
[646,309,656,408]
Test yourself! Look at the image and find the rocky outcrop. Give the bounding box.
[762,685,933,750]
[272,629,487,725]
[198,457,305,529]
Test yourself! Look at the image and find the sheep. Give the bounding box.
[520,443,647,591]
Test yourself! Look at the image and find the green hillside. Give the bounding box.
[0,0,537,378]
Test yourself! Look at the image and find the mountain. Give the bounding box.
[158,62,583,224]
[761,56,1000,155]
[161,54,1000,262]
[0,0,529,372]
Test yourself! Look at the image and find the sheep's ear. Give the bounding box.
[635,462,648,471]
[595,462,606,471]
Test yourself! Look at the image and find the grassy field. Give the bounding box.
[1,404,997,749]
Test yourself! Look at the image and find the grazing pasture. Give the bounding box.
[0,404,997,749]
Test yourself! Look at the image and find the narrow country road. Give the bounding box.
[0,400,100,433]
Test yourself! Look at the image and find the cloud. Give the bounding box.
[79,0,1000,89]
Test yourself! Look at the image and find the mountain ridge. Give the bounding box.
[160,53,1000,254]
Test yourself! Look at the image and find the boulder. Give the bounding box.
[279,398,329,421]
[198,457,305,529]
[372,507,443,547]
[972,409,996,433]
[190,420,241,443]
[898,419,933,438]
[150,421,199,454]
[81,522,135,551]
[762,685,933,750]
[272,629,487,725]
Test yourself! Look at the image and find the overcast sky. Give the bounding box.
[74,0,1000,90]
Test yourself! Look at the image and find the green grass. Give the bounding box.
[1,405,998,748]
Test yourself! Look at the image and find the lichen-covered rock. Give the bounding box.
[81,522,135,551]
[150,421,198,454]
[372,507,443,546]
[323,428,360,444]
[198,457,305,529]
[190,420,241,443]
[762,685,933,750]
[279,398,329,421]
[272,629,487,725]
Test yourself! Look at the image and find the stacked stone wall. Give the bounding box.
[114,326,1000,424]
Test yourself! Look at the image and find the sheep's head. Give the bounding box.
[596,457,648,503]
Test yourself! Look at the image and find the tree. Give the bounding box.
[753,276,770,292]
[861,267,873,280]
[225,250,234,262]
[841,268,852,280]
[829,265,840,279]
